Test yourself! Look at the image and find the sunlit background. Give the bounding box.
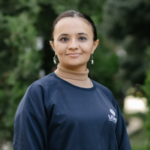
[0,0,150,150]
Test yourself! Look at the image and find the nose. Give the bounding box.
[68,39,78,50]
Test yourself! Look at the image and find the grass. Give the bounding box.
[129,128,148,150]
[124,112,148,150]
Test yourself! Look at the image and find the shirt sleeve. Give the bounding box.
[13,83,47,150]
[115,102,132,150]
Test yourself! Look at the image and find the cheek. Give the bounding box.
[55,44,66,55]
[81,43,94,53]
[57,50,64,55]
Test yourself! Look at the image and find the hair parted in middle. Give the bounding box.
[51,10,98,41]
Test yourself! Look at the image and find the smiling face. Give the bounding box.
[50,17,99,71]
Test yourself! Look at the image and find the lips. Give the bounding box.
[66,53,81,57]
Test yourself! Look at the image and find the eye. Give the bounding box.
[79,37,87,41]
[60,37,68,42]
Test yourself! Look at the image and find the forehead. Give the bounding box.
[53,17,93,35]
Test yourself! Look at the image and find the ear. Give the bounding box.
[91,39,99,54]
[49,41,55,52]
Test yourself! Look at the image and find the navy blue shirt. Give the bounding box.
[13,72,131,150]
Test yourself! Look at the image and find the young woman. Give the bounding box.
[13,10,131,150]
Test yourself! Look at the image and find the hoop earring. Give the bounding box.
[90,54,94,65]
[53,55,59,65]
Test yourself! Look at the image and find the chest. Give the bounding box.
[46,87,118,129]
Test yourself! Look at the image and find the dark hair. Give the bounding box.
[51,10,97,41]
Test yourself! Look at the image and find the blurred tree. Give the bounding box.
[35,1,57,74]
[102,0,150,90]
[143,47,150,149]
[0,0,57,143]
[0,7,41,142]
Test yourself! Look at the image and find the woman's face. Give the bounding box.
[50,17,99,71]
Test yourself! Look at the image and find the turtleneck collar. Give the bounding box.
[55,64,89,81]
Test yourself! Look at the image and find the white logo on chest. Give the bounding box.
[108,109,117,124]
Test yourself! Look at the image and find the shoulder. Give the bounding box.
[32,72,57,85]
[27,72,60,95]
[92,80,117,107]
[17,72,60,109]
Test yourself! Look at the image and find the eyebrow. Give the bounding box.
[58,32,88,38]
[78,32,88,36]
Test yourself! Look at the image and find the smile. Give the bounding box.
[66,53,82,57]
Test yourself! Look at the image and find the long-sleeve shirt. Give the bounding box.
[13,72,131,150]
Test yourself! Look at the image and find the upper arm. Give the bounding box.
[13,83,47,150]
[115,102,132,150]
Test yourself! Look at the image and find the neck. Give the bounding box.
[55,64,89,81]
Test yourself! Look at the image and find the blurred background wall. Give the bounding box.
[0,0,150,149]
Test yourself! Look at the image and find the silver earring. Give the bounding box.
[90,54,94,65]
[53,55,59,65]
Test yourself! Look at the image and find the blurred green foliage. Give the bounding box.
[102,0,150,88]
[0,0,41,141]
[143,47,150,149]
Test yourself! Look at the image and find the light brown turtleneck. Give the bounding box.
[55,64,93,88]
